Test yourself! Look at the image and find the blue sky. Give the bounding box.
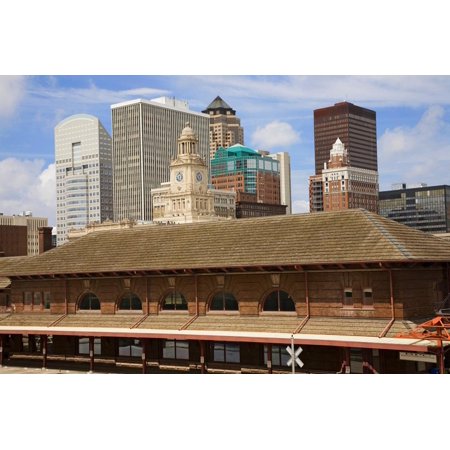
[2,75,450,226]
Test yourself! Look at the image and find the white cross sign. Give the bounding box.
[286,345,304,368]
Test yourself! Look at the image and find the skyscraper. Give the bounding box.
[314,101,377,175]
[310,101,378,212]
[211,144,287,217]
[111,97,210,222]
[263,151,292,214]
[55,114,113,246]
[321,138,378,213]
[211,144,282,205]
[202,96,244,160]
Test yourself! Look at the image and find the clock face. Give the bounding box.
[196,171,203,182]
[176,171,183,182]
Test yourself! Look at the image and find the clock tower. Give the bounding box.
[152,123,235,223]
[169,123,208,196]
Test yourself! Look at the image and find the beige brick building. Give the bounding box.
[151,124,235,224]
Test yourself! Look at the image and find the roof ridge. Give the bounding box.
[361,209,414,259]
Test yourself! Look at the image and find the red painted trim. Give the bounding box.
[0,328,432,352]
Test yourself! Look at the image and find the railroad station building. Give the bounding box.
[0,209,449,374]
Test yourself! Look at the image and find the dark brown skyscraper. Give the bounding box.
[314,101,377,175]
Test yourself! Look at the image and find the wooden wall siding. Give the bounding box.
[6,267,445,320]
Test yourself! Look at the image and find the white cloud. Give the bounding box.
[190,75,450,111]
[22,79,173,134]
[378,105,450,189]
[0,158,55,225]
[251,121,300,150]
[0,76,26,118]
[30,84,170,106]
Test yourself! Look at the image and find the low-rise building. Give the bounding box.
[0,209,449,374]
[67,219,140,241]
[0,212,49,255]
[379,184,450,233]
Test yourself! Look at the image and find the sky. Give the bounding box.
[2,75,450,226]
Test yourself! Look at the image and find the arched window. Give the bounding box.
[210,292,238,311]
[263,290,295,312]
[118,292,142,311]
[161,291,188,311]
[79,292,100,310]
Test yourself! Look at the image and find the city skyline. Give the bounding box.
[2,75,450,226]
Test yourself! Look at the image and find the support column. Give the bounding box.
[142,340,147,374]
[339,348,350,373]
[438,339,445,375]
[199,340,206,374]
[0,335,3,367]
[267,343,273,374]
[42,335,48,370]
[146,277,150,315]
[89,337,94,373]
[64,279,68,314]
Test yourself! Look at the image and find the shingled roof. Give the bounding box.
[1,209,450,278]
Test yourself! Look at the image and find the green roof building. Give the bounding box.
[211,144,282,206]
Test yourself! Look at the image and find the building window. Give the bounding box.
[210,292,238,311]
[23,335,41,353]
[344,288,353,307]
[264,344,290,367]
[33,292,42,308]
[263,290,295,312]
[161,291,188,311]
[212,342,240,363]
[44,292,51,309]
[78,337,101,355]
[118,292,142,311]
[363,289,373,308]
[24,292,32,306]
[118,338,142,358]
[79,292,100,310]
[162,340,189,360]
